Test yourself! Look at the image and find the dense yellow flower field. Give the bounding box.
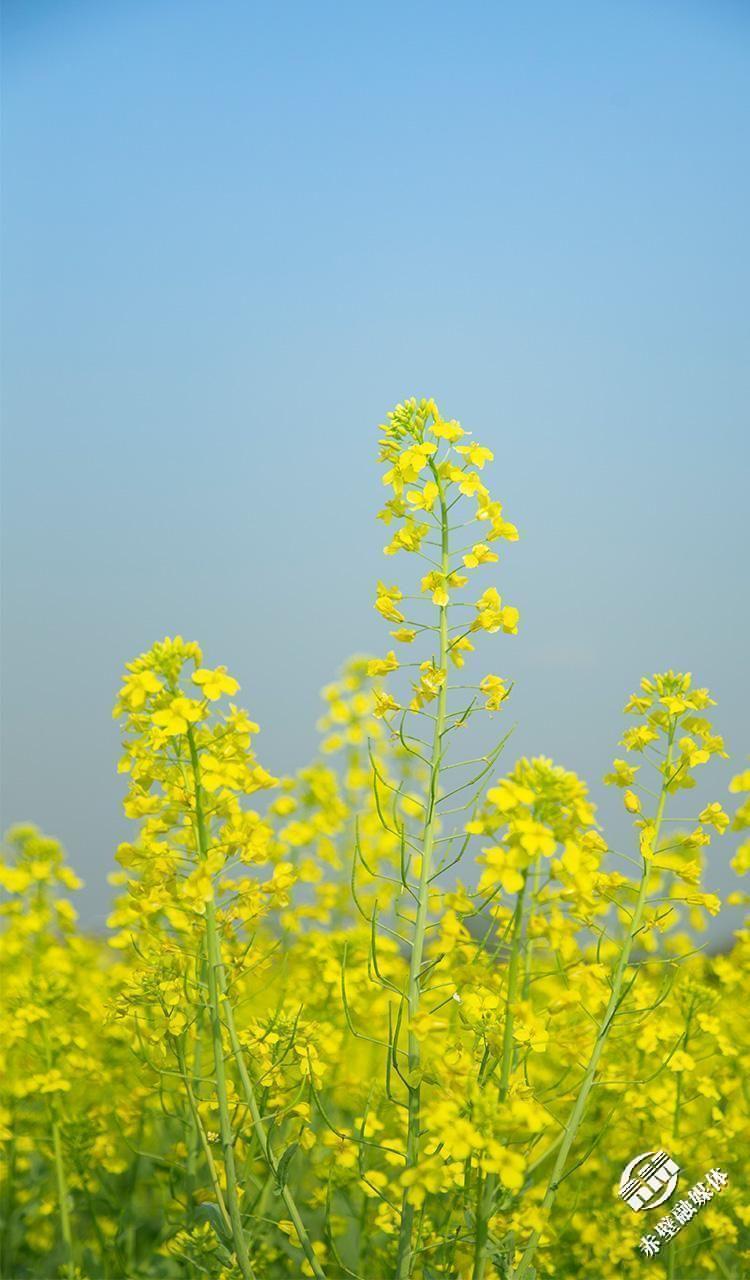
[2,400,748,1279]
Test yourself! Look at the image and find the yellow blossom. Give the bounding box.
[463,542,499,568]
[192,666,240,700]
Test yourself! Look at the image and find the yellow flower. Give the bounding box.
[374,582,405,623]
[373,690,400,718]
[181,869,214,908]
[455,442,494,469]
[678,736,710,767]
[29,1069,71,1095]
[640,823,655,860]
[410,661,446,710]
[382,442,437,490]
[511,1003,549,1052]
[367,652,399,677]
[699,802,730,833]
[491,1148,527,1191]
[151,696,203,735]
[622,725,659,752]
[479,674,508,711]
[603,759,640,787]
[471,587,519,635]
[429,417,464,442]
[192,666,240,700]
[406,482,439,510]
[478,846,525,895]
[201,756,246,792]
[401,1156,447,1207]
[660,694,689,715]
[448,635,474,668]
[476,492,519,541]
[444,464,487,498]
[463,542,498,568]
[421,571,450,607]
[166,1010,187,1036]
[384,518,429,555]
[668,1049,696,1072]
[512,817,556,859]
[117,670,162,710]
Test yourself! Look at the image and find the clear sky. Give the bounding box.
[2,0,748,933]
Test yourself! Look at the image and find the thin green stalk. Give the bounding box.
[221,990,328,1280]
[184,1026,202,1223]
[75,1167,111,1279]
[666,1001,693,1280]
[188,729,324,1280]
[513,737,675,1279]
[187,728,256,1280]
[395,468,450,1280]
[356,1189,369,1277]
[120,1114,143,1275]
[521,860,541,1002]
[473,873,528,1280]
[1,1130,17,1279]
[204,901,257,1280]
[175,1039,232,1235]
[50,1112,75,1280]
[40,1023,75,1280]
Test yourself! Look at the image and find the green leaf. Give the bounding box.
[488,1232,516,1278]
[274,1140,300,1193]
[195,1200,232,1245]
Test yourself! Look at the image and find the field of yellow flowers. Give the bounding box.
[1,399,748,1280]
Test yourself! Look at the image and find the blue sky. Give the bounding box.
[2,0,748,931]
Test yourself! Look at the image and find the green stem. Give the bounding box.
[184,1024,202,1224]
[394,468,450,1280]
[473,873,528,1280]
[187,729,257,1280]
[50,1112,75,1280]
[521,860,541,1002]
[175,1039,232,1234]
[666,1002,693,1280]
[188,727,324,1279]
[120,1115,143,1275]
[1,1130,17,1279]
[76,1167,110,1279]
[205,901,257,1280]
[513,736,675,1279]
[40,1022,75,1280]
[222,991,328,1280]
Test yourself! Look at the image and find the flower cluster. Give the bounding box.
[1,402,747,1280]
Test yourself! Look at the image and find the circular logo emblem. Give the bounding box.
[619,1150,680,1212]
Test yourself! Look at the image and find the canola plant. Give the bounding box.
[1,400,748,1279]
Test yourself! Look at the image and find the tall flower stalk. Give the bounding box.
[187,729,257,1280]
[112,638,328,1280]
[395,462,451,1280]
[471,871,527,1280]
[513,673,726,1278]
[361,398,520,1278]
[46,1047,75,1280]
